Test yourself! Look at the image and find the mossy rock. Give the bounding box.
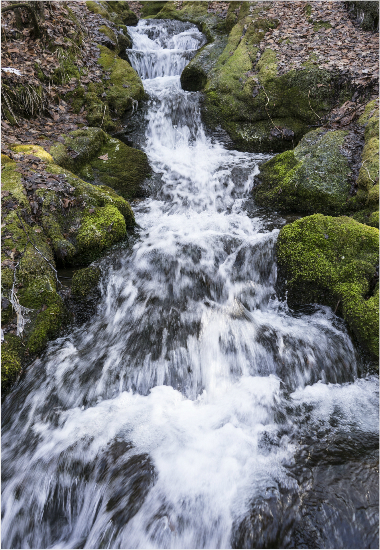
[154,1,228,41]
[352,208,379,228]
[98,24,132,56]
[141,2,168,18]
[1,335,23,393]
[253,129,354,214]
[76,205,126,263]
[1,156,68,388]
[180,2,358,152]
[97,45,144,110]
[50,127,150,200]
[86,1,138,26]
[357,101,379,192]
[1,142,137,394]
[71,266,101,298]
[8,144,134,266]
[277,214,379,357]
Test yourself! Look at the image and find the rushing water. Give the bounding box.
[2,20,379,550]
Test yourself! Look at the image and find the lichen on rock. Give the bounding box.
[277,214,379,358]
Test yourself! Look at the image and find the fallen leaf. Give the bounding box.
[98,153,109,161]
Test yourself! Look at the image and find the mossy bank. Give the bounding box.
[1,136,142,393]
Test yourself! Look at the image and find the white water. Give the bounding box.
[2,19,378,549]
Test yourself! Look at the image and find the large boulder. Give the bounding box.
[352,99,379,227]
[181,3,358,152]
[68,45,145,133]
[1,143,136,391]
[50,127,150,201]
[253,128,353,214]
[253,99,379,221]
[277,214,379,357]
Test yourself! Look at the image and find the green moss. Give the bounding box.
[86,1,110,19]
[277,214,379,357]
[50,128,150,201]
[67,85,86,114]
[254,129,353,213]
[26,296,66,354]
[141,2,168,17]
[304,4,312,17]
[367,184,379,207]
[357,137,379,192]
[1,335,22,393]
[76,204,126,263]
[312,20,332,31]
[369,210,379,227]
[11,144,54,163]
[224,118,307,153]
[71,266,101,298]
[358,99,378,126]
[99,24,117,44]
[97,45,144,113]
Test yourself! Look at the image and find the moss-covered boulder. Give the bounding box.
[254,98,379,219]
[356,99,379,192]
[253,129,354,214]
[67,44,144,133]
[98,24,132,57]
[141,2,168,18]
[176,2,356,152]
[1,141,137,392]
[1,155,67,389]
[277,214,379,357]
[50,127,150,200]
[71,266,101,299]
[86,1,138,26]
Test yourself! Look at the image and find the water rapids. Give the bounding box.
[1,19,378,550]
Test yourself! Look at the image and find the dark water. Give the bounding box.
[1,19,378,549]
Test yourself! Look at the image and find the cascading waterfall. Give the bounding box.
[1,19,378,550]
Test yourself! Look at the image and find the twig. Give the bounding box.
[100,104,106,127]
[308,89,322,122]
[261,83,283,134]
[334,300,340,314]
[9,241,30,336]
[361,159,376,185]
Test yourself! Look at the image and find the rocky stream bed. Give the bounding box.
[1,2,379,549]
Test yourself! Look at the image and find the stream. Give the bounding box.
[1,19,379,549]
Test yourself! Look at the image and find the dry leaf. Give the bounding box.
[98,153,109,161]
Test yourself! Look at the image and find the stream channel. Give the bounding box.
[1,19,379,550]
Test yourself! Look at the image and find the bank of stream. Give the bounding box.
[1,18,379,550]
